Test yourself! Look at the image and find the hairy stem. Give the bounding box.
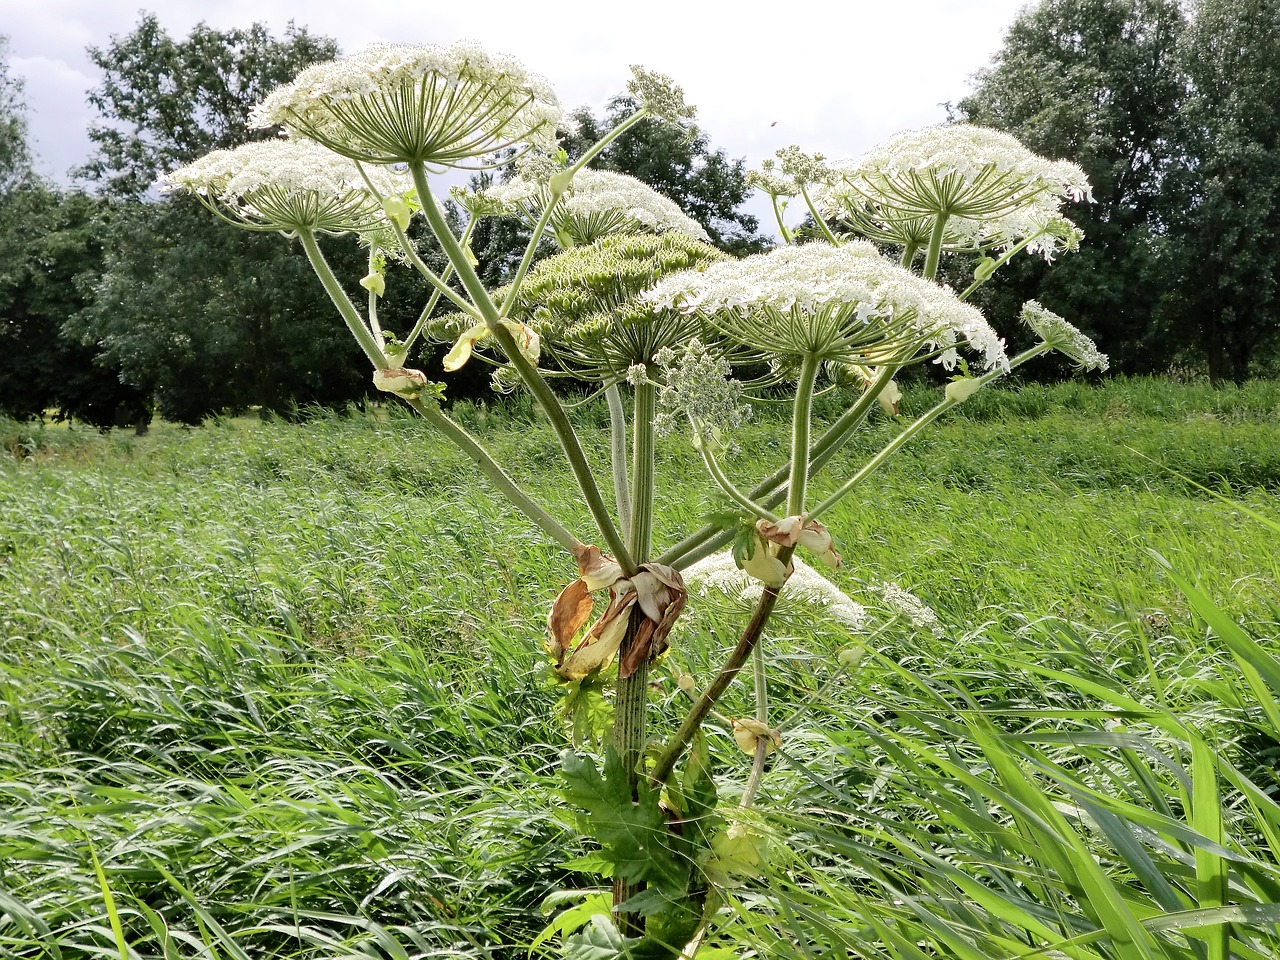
[697,436,778,522]
[922,212,950,281]
[606,385,632,537]
[789,353,821,515]
[412,163,635,572]
[611,381,657,929]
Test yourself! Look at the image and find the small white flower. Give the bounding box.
[163,139,410,235]
[878,582,944,637]
[812,125,1091,259]
[251,41,563,166]
[1021,300,1109,371]
[472,168,709,245]
[644,242,1007,371]
[683,551,866,631]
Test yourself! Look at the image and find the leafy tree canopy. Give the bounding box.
[954,0,1187,375]
[80,14,338,197]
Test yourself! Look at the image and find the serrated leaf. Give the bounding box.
[559,678,614,748]
[561,749,690,896]
[564,915,631,960]
[532,892,612,951]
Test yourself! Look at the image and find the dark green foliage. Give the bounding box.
[70,16,423,421]
[1162,0,1280,383]
[955,0,1187,375]
[561,748,688,896]
[68,196,369,424]
[80,14,338,199]
[0,187,150,428]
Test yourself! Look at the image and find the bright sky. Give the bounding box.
[6,0,1031,221]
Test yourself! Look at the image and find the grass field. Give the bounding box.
[2,376,1279,958]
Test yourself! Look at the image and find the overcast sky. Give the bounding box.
[5,0,1031,210]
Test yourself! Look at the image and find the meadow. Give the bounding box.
[1,376,1279,959]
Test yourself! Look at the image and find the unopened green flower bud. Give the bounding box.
[548,168,573,197]
[944,377,982,403]
[383,196,412,232]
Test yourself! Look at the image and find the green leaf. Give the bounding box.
[559,678,615,748]
[564,915,631,960]
[561,749,689,896]
[533,892,612,951]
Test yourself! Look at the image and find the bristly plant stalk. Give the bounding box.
[411,162,636,573]
[611,380,657,930]
[605,385,632,536]
[299,231,387,368]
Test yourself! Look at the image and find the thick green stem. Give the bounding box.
[800,185,840,245]
[611,381,656,929]
[627,382,656,560]
[788,353,822,516]
[411,163,635,572]
[299,232,386,367]
[900,242,919,269]
[501,188,562,315]
[402,219,475,353]
[807,346,1051,521]
[921,212,950,281]
[657,366,898,568]
[605,385,632,537]
[771,195,794,244]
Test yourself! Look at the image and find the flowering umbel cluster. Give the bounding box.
[250,42,563,166]
[466,168,709,246]
[163,140,411,235]
[162,41,1118,946]
[645,241,1007,371]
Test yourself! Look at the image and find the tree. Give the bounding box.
[0,185,152,428]
[0,36,30,193]
[72,16,398,421]
[80,15,338,198]
[1163,0,1280,382]
[955,0,1187,374]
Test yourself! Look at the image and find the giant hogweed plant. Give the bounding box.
[166,40,1106,957]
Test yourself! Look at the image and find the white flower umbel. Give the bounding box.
[250,42,563,167]
[684,551,865,632]
[472,168,709,245]
[814,126,1090,262]
[1021,300,1109,371]
[644,241,1007,370]
[163,139,410,235]
[878,582,944,637]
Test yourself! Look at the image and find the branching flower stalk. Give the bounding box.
[167,43,1111,949]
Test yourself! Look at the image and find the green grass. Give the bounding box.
[1,376,1277,957]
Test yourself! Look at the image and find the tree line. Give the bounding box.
[1,0,1277,428]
